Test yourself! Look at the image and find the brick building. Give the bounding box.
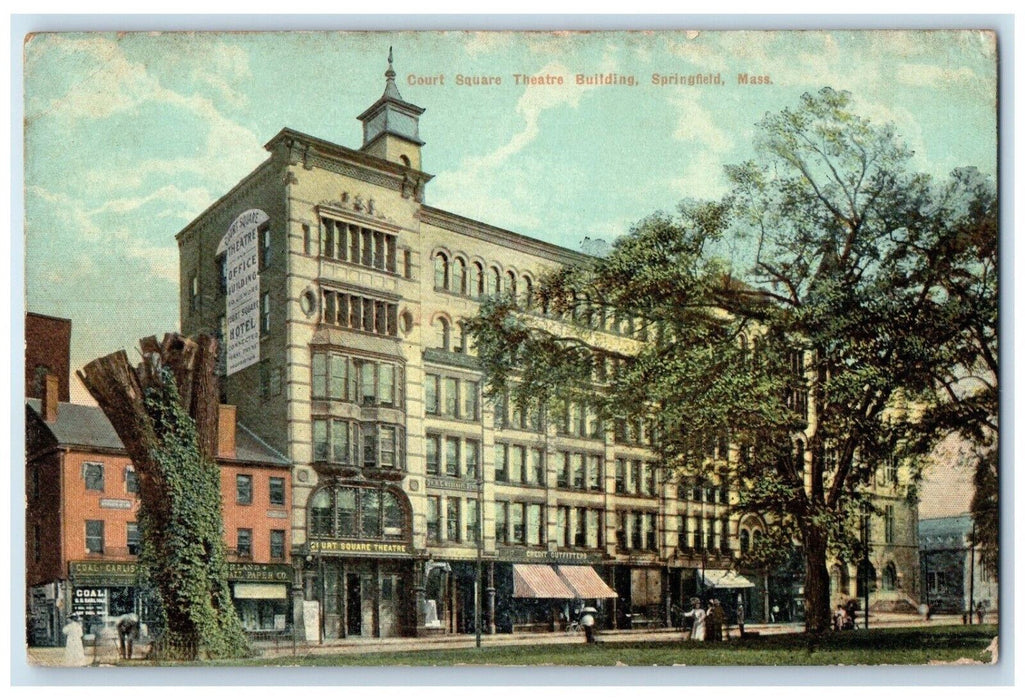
[25,387,293,646]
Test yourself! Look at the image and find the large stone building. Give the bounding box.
[176,55,919,639]
[919,514,997,617]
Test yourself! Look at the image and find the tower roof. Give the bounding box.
[357,48,425,147]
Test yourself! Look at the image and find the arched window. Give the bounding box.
[471,262,484,298]
[436,317,451,351]
[434,253,449,290]
[882,562,897,591]
[455,321,468,353]
[740,528,751,554]
[488,266,501,296]
[453,258,467,295]
[523,276,534,309]
[506,271,517,299]
[307,485,408,542]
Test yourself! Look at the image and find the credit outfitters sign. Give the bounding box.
[218,209,267,375]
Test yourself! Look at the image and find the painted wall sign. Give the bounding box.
[309,539,412,556]
[217,208,267,375]
[227,562,293,582]
[496,547,605,565]
[425,476,480,492]
[72,587,107,616]
[70,560,140,585]
[99,498,133,510]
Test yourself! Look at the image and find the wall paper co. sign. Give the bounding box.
[218,209,268,375]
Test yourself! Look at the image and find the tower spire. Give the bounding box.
[382,46,403,101]
[357,47,426,169]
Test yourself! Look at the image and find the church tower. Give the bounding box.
[357,48,426,170]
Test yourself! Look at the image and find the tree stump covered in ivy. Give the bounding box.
[78,333,248,660]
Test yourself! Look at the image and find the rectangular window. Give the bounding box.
[313,419,329,462]
[463,381,479,420]
[236,474,253,505]
[33,524,41,562]
[678,515,689,548]
[511,503,525,544]
[466,499,480,544]
[495,502,508,545]
[557,452,569,488]
[380,425,397,468]
[527,503,543,546]
[885,505,896,544]
[270,530,285,560]
[237,528,252,558]
[586,510,601,549]
[631,513,643,550]
[269,477,286,506]
[465,439,480,480]
[574,507,586,547]
[83,462,104,492]
[362,424,377,467]
[443,377,459,417]
[312,353,327,398]
[510,445,525,483]
[426,496,440,543]
[261,292,271,334]
[127,522,141,556]
[425,374,440,415]
[615,511,627,549]
[360,361,376,404]
[378,364,395,406]
[588,454,602,490]
[557,507,568,547]
[330,355,347,400]
[85,520,104,554]
[645,513,657,550]
[494,443,508,482]
[615,459,626,494]
[445,437,460,477]
[426,434,440,475]
[572,453,585,489]
[529,448,544,485]
[447,498,461,542]
[125,467,138,495]
[261,227,272,269]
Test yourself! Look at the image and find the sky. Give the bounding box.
[21,29,997,514]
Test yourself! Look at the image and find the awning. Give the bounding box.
[512,564,576,599]
[556,565,618,599]
[233,583,288,600]
[700,569,756,589]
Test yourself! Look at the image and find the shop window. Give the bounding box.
[269,477,286,506]
[85,520,104,554]
[237,528,252,558]
[127,522,140,556]
[83,462,104,492]
[236,474,253,505]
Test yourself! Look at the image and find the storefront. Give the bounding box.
[494,548,614,633]
[305,538,415,639]
[613,560,668,629]
[67,560,150,636]
[228,563,293,633]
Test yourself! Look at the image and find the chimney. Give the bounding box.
[43,374,59,423]
[217,404,237,459]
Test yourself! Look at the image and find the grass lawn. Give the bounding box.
[207,625,998,667]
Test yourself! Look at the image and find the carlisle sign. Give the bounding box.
[218,209,268,375]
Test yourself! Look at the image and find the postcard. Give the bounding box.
[21,27,1000,673]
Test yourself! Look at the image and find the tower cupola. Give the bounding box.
[357,48,426,169]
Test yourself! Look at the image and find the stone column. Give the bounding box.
[486,562,496,634]
[414,561,426,635]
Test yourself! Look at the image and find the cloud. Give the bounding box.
[670,96,734,153]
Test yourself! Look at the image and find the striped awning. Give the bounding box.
[556,565,618,599]
[700,569,756,589]
[512,564,576,599]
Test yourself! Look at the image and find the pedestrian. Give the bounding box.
[116,613,140,660]
[833,604,847,632]
[682,598,707,642]
[579,606,597,644]
[975,602,985,624]
[707,599,725,642]
[62,614,87,667]
[736,593,745,636]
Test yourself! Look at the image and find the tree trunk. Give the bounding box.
[802,525,832,633]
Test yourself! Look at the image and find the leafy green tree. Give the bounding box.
[469,88,996,633]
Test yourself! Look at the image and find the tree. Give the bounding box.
[77,333,249,659]
[469,88,997,633]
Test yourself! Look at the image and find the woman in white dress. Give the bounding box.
[682,600,707,641]
[62,615,87,666]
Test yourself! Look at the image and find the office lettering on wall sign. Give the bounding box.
[218,208,268,375]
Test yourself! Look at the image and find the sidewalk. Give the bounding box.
[26,612,982,665]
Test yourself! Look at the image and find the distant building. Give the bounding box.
[25,312,71,402]
[25,392,293,646]
[919,514,998,616]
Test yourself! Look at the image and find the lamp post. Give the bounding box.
[475,379,485,648]
[861,512,870,630]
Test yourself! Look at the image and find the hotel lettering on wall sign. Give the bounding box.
[218,208,267,375]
